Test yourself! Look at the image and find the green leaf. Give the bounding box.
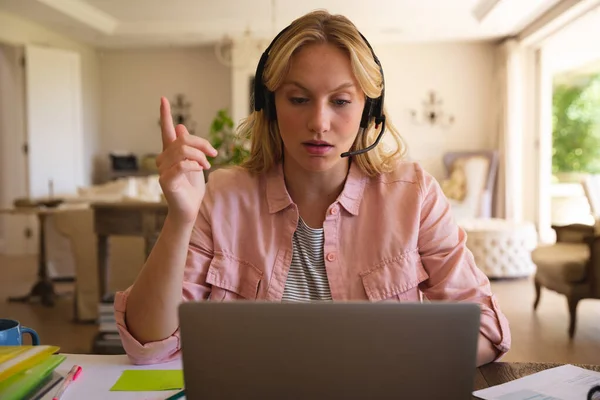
[553,73,600,173]
[207,108,250,167]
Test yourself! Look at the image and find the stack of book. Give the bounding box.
[94,293,125,354]
[0,345,65,400]
[98,293,117,334]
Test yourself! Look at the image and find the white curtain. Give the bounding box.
[493,39,525,222]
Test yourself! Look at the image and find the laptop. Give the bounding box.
[179,301,480,399]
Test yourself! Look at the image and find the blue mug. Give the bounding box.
[0,319,40,346]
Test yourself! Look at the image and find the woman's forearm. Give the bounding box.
[476,333,499,367]
[124,214,195,344]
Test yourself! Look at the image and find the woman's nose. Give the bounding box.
[307,102,331,134]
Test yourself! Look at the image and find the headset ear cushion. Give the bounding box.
[372,97,383,122]
[360,98,374,129]
[254,52,269,112]
[254,82,264,112]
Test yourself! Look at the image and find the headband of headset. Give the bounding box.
[253,24,385,130]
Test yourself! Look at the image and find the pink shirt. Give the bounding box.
[114,160,511,365]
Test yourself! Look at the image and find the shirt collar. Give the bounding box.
[265,163,293,214]
[337,160,367,216]
[265,160,367,216]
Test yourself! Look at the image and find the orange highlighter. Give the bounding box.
[52,365,82,400]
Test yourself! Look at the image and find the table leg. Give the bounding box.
[8,213,56,307]
[93,234,125,354]
[97,234,109,302]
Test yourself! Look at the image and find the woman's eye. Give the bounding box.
[290,97,308,105]
[333,99,351,106]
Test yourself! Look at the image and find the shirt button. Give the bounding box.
[330,206,339,215]
[326,252,337,262]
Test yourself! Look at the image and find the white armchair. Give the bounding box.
[441,150,499,221]
[582,174,600,220]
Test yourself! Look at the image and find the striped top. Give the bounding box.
[282,218,333,302]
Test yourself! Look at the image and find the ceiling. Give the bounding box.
[0,0,563,48]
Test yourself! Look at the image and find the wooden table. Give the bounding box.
[0,205,82,306]
[42,355,600,399]
[90,201,167,354]
[472,362,600,397]
[91,201,167,301]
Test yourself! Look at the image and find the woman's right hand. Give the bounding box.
[156,97,218,225]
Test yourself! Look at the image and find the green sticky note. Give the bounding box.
[110,370,184,391]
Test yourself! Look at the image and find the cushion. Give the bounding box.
[441,158,467,201]
[461,156,490,193]
[532,243,588,283]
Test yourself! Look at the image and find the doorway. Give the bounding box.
[541,7,600,229]
[0,42,85,256]
[550,66,600,226]
[0,42,33,255]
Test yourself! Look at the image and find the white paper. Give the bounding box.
[40,354,184,400]
[473,364,600,400]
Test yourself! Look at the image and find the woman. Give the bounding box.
[115,10,510,367]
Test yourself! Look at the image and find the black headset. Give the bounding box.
[589,385,600,400]
[253,25,387,158]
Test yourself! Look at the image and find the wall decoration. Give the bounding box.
[410,91,455,128]
[159,94,197,135]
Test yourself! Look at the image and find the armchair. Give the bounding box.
[531,223,600,338]
[582,174,600,218]
[442,150,499,220]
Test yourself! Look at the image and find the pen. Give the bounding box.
[52,365,82,400]
[165,389,185,400]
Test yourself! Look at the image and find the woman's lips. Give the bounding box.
[303,141,334,155]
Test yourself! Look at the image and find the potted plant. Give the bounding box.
[207,109,250,171]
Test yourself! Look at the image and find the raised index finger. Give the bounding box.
[160,97,176,151]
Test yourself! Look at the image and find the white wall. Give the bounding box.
[231,41,498,181]
[0,10,100,187]
[375,42,497,180]
[231,43,263,128]
[99,47,231,177]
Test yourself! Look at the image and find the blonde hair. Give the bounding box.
[239,10,407,177]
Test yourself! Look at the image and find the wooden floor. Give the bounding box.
[1,254,599,364]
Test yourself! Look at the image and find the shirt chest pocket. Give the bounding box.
[359,251,429,302]
[206,253,263,301]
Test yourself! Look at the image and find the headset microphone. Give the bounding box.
[341,117,386,158]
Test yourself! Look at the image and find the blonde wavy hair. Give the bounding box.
[239,10,407,177]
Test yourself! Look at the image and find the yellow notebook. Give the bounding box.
[0,346,59,383]
[0,354,66,400]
